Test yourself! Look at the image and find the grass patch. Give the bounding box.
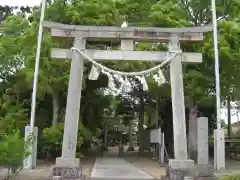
[219,175,240,180]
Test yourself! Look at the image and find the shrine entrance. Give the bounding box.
[42,21,212,180]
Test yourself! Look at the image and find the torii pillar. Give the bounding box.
[43,21,212,180]
[167,35,196,179]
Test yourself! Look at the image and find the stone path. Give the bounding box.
[124,155,166,179]
[91,157,154,180]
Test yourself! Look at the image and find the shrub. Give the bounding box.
[0,130,31,180]
[38,123,63,159]
[38,121,92,159]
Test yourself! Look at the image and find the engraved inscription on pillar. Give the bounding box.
[68,136,73,150]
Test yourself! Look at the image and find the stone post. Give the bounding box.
[196,117,214,177]
[52,38,86,180]
[214,129,225,170]
[157,128,161,161]
[152,145,156,160]
[160,133,165,163]
[167,35,195,180]
[188,108,198,162]
[23,126,38,169]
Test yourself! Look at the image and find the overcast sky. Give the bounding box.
[1,0,41,6]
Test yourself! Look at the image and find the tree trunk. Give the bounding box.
[155,95,159,159]
[147,110,152,152]
[163,99,173,158]
[104,119,108,150]
[138,90,145,154]
[128,120,134,151]
[227,95,231,137]
[227,94,231,156]
[156,95,159,127]
[119,134,123,156]
[52,91,59,128]
[148,108,152,126]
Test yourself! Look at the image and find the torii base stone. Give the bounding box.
[48,158,85,180]
[167,159,195,180]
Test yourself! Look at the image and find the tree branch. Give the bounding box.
[180,0,198,25]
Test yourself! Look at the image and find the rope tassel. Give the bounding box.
[136,76,148,91]
[141,76,148,91]
[108,75,115,89]
[153,69,166,86]
[88,65,100,80]
[123,76,132,93]
[102,70,116,89]
[158,69,166,85]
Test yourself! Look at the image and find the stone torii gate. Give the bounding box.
[43,21,212,180]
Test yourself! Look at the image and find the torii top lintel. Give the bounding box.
[43,21,212,42]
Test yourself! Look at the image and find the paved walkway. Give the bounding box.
[91,157,154,180]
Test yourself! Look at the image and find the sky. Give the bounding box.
[0,0,41,6]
